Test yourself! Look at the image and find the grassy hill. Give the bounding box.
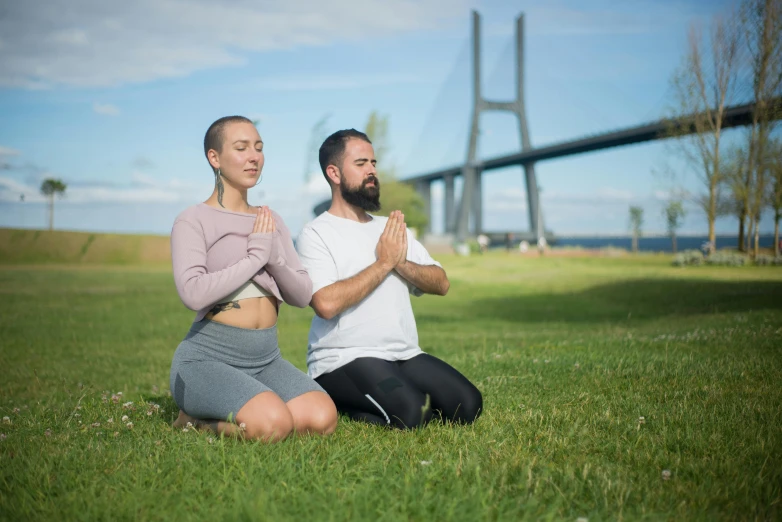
[0,228,170,265]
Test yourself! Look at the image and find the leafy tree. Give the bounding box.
[40,178,67,231]
[629,206,644,253]
[363,111,428,233]
[663,199,687,253]
[768,138,782,255]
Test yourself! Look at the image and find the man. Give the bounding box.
[296,129,482,430]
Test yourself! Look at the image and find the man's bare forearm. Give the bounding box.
[395,261,449,296]
[310,261,392,320]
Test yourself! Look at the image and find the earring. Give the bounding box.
[215,168,222,178]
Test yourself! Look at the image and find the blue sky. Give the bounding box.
[1,0,772,238]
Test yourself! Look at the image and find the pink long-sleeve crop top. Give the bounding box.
[170,203,313,322]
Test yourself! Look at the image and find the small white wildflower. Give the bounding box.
[207,437,214,444]
[96,431,103,436]
[111,395,120,404]
[494,354,501,359]
[239,422,246,432]
[122,401,133,409]
[574,363,580,369]
[662,469,671,481]
[117,392,123,396]
[0,433,6,441]
[12,408,20,414]
[44,429,52,437]
[74,413,80,418]
[76,405,82,410]
[576,518,589,522]
[532,359,539,363]
[2,416,10,425]
[152,403,160,411]
[638,416,646,424]
[186,421,194,429]
[182,427,190,433]
[113,432,119,437]
[420,460,432,466]
[91,422,101,428]
[107,418,114,424]
[121,415,129,422]
[146,410,153,416]
[126,422,133,429]
[544,359,550,364]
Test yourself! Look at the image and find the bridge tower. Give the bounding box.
[455,10,542,242]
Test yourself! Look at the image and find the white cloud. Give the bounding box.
[255,73,423,92]
[0,146,21,157]
[0,0,470,89]
[93,103,120,116]
[0,174,211,204]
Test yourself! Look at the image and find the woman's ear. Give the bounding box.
[207,149,220,172]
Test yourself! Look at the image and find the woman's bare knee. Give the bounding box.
[287,391,338,435]
[236,392,294,442]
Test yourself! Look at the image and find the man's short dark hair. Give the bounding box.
[318,129,372,183]
[204,116,253,171]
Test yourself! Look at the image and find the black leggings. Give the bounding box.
[315,354,482,430]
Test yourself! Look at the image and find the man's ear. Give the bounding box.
[325,165,341,186]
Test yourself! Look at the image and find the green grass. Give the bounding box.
[1,255,781,521]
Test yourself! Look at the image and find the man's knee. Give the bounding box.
[389,393,433,430]
[450,385,483,424]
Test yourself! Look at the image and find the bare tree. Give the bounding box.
[741,0,782,256]
[629,206,644,253]
[40,178,67,231]
[670,14,741,254]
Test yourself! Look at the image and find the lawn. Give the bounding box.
[1,254,780,521]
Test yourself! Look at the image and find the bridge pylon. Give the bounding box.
[455,10,542,242]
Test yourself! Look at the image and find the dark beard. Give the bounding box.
[340,174,381,212]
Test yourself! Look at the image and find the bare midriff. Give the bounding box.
[204,296,279,330]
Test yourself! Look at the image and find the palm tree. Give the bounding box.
[40,178,67,231]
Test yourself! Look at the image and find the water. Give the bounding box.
[553,234,778,253]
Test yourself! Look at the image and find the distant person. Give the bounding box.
[168,116,337,442]
[477,233,489,254]
[537,236,547,255]
[519,240,529,253]
[505,232,514,252]
[296,129,482,430]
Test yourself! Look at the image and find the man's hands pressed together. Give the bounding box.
[376,210,408,271]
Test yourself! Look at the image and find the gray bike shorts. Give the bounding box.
[169,320,324,422]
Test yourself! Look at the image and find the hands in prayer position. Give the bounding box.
[253,206,276,235]
[375,210,407,271]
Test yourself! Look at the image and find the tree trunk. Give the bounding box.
[48,195,54,231]
[738,209,746,252]
[775,211,780,257]
[672,234,678,254]
[754,216,761,257]
[709,179,717,254]
[632,234,638,253]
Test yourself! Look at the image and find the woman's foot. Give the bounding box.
[172,410,200,429]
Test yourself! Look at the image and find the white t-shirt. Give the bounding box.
[296,212,442,378]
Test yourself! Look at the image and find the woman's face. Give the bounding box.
[209,121,264,189]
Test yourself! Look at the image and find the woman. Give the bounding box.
[169,115,337,442]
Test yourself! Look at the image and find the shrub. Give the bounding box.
[672,249,704,267]
[754,254,782,266]
[704,251,749,266]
